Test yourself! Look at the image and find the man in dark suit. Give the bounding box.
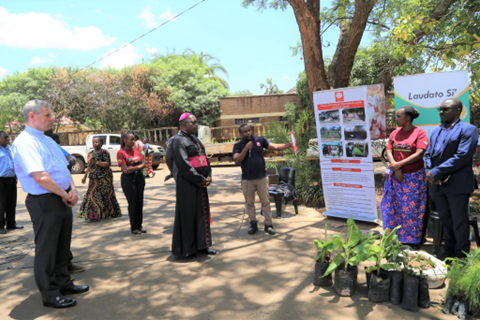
[425,98,479,259]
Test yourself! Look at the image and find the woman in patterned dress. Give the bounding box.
[78,137,122,221]
[380,106,429,249]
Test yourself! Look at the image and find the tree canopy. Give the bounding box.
[0,51,230,132]
[243,0,480,107]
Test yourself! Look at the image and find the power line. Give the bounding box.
[80,0,206,71]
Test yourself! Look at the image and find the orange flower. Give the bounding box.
[224,130,228,133]
[213,137,216,140]
[222,136,225,139]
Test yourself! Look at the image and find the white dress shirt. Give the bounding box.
[12,125,71,195]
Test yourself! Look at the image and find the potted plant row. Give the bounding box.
[313,218,432,311]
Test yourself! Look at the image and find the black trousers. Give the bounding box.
[25,193,73,301]
[431,188,471,258]
[0,177,17,228]
[121,171,145,232]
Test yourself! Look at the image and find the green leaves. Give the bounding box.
[150,52,229,126]
[321,218,378,277]
[314,225,342,262]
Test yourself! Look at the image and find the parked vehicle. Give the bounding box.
[64,133,165,174]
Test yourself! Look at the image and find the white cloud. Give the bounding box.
[136,6,176,28]
[0,7,116,51]
[70,4,75,7]
[0,66,7,78]
[146,47,158,55]
[29,56,53,65]
[48,53,57,58]
[99,43,142,69]
[160,8,175,21]
[136,6,157,28]
[108,15,113,20]
[95,9,100,13]
[282,76,288,80]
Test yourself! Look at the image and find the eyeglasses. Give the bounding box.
[185,121,199,125]
[437,107,460,112]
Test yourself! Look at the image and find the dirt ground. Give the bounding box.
[0,164,477,319]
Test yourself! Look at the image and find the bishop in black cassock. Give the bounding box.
[171,113,216,259]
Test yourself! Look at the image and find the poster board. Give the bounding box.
[313,84,386,222]
[394,70,470,134]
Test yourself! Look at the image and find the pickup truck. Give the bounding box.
[63,133,165,174]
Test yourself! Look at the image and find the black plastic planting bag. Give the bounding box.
[389,271,404,305]
[365,267,371,291]
[334,265,358,297]
[314,261,332,287]
[401,275,419,312]
[368,271,391,303]
[418,276,430,309]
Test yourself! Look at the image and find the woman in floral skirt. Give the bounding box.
[78,137,122,221]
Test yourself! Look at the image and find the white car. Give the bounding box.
[63,133,165,174]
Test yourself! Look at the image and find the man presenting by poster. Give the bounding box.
[233,124,293,235]
[425,98,478,259]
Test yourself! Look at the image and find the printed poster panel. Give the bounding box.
[394,70,470,136]
[313,84,385,223]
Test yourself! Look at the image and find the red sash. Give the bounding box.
[188,155,208,168]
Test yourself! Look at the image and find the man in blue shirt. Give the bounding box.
[12,100,89,308]
[0,131,23,234]
[233,124,293,235]
[425,98,479,259]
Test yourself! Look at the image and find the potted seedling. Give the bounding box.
[323,217,378,297]
[399,250,434,312]
[443,249,480,320]
[313,224,342,286]
[365,226,402,303]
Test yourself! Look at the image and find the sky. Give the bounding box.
[0,0,368,95]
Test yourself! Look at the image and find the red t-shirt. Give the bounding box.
[387,127,428,173]
[117,148,143,167]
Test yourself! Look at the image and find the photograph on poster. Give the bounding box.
[318,110,341,124]
[321,142,343,157]
[366,84,386,139]
[345,142,369,158]
[319,126,342,141]
[344,125,367,140]
[342,107,366,123]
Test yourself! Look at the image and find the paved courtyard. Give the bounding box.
[0,164,455,319]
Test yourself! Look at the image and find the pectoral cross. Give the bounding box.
[200,156,204,166]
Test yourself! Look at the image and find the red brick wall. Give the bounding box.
[215,93,299,127]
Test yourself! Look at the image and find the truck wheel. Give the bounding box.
[382,148,388,162]
[71,157,85,174]
[152,164,159,170]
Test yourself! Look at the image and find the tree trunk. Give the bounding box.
[288,0,330,108]
[328,0,376,88]
[375,0,456,91]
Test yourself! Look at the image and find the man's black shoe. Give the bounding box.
[264,225,276,235]
[186,253,197,259]
[6,224,23,230]
[248,221,258,234]
[198,248,217,255]
[43,296,76,308]
[61,285,90,295]
[0,228,6,234]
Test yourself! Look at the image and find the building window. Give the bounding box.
[280,116,287,121]
[235,118,260,125]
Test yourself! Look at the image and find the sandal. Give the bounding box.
[132,230,142,235]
